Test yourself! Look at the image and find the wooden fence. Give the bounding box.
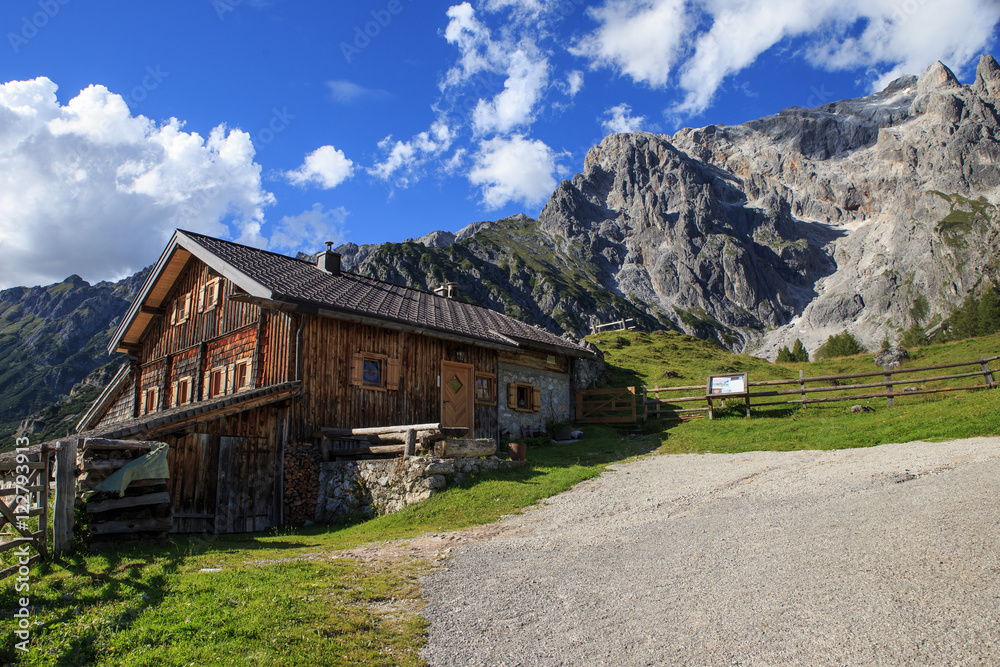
[591,318,638,335]
[643,355,1000,420]
[575,387,638,423]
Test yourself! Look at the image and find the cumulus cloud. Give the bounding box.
[472,49,549,134]
[286,145,354,189]
[444,1,550,134]
[576,0,1000,115]
[572,0,690,88]
[0,77,274,288]
[369,121,454,186]
[268,203,349,254]
[601,103,647,134]
[468,135,560,209]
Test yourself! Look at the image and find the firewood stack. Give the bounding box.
[79,439,172,551]
[283,441,321,525]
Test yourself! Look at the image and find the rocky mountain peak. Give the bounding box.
[974,54,1000,97]
[916,60,961,95]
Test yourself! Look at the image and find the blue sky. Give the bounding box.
[0,0,998,288]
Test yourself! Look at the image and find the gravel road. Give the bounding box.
[420,438,1000,666]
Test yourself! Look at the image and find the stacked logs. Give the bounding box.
[312,423,470,459]
[283,441,321,525]
[79,439,172,551]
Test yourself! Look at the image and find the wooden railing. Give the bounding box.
[642,355,1000,420]
[575,387,638,423]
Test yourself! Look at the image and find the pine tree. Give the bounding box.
[790,338,809,362]
[976,283,1000,335]
[776,346,792,363]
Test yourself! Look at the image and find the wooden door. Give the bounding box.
[168,433,220,533]
[441,360,474,436]
[215,436,277,534]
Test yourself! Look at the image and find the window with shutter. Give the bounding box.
[509,382,538,412]
[351,352,390,390]
[476,373,496,404]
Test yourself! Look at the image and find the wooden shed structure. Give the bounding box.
[78,230,593,533]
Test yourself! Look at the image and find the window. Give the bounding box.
[475,373,496,404]
[199,278,221,312]
[143,387,159,415]
[172,378,191,407]
[507,382,541,413]
[234,359,250,391]
[171,292,191,326]
[351,352,400,390]
[363,358,381,386]
[209,368,224,398]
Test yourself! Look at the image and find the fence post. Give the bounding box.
[980,357,995,388]
[799,369,806,408]
[883,363,894,407]
[52,438,78,556]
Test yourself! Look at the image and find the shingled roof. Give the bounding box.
[110,230,593,357]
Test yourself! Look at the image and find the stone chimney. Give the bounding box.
[316,241,341,276]
[433,282,459,299]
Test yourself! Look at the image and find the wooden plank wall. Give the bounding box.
[258,311,295,387]
[294,317,498,440]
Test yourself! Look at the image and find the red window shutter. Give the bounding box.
[532,386,541,412]
[350,353,364,386]
[386,358,401,390]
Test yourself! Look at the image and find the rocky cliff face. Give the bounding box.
[342,55,1000,359]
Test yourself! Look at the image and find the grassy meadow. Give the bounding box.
[4,328,1000,665]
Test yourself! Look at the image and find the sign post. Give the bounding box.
[706,373,750,419]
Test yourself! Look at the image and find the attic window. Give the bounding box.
[171,293,191,326]
[200,278,222,312]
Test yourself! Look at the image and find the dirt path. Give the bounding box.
[419,438,1000,666]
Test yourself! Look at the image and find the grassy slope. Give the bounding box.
[5,329,1000,665]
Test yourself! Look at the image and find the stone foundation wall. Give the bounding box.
[316,456,524,522]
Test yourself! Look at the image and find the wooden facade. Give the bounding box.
[82,230,589,534]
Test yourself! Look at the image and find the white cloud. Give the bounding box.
[576,0,1000,115]
[468,135,559,209]
[472,49,549,134]
[566,70,584,97]
[370,121,454,185]
[0,77,274,289]
[326,80,391,105]
[572,0,690,88]
[286,145,354,189]
[268,203,349,254]
[601,103,647,134]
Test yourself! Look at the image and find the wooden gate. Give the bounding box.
[168,434,220,533]
[0,447,50,579]
[215,436,276,533]
[575,387,638,423]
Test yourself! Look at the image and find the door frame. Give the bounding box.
[440,360,475,435]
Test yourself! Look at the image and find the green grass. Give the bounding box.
[0,427,654,666]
